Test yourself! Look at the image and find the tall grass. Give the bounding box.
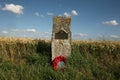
[0,37,120,80]
[0,37,51,64]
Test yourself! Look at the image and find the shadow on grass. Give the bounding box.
[25,40,52,65]
[36,40,51,56]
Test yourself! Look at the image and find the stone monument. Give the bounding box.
[51,16,71,61]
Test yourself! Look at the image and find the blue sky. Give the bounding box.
[0,0,120,40]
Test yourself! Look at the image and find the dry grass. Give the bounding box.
[0,37,120,80]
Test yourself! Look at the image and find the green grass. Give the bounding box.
[0,37,120,80]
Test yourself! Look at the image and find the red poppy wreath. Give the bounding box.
[52,56,66,70]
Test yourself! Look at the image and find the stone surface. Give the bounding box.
[51,16,71,61]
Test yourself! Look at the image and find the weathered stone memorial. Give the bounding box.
[51,16,71,62]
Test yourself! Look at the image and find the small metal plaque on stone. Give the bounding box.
[55,30,68,39]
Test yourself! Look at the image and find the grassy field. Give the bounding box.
[0,37,120,80]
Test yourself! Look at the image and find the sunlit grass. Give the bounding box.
[0,37,120,80]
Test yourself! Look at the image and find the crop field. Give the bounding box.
[0,37,120,80]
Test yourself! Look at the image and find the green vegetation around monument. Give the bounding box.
[0,37,120,80]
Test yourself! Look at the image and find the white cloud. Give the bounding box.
[0,28,52,39]
[103,20,119,26]
[47,12,54,16]
[71,10,78,16]
[2,31,8,34]
[64,12,71,17]
[73,33,88,37]
[34,12,39,16]
[34,12,44,18]
[110,35,119,38]
[11,29,36,33]
[63,10,78,17]
[2,3,24,15]
[24,29,36,33]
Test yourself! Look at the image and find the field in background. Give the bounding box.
[0,37,120,80]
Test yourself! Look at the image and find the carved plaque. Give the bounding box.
[55,30,68,39]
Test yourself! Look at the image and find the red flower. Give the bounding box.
[52,56,66,70]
